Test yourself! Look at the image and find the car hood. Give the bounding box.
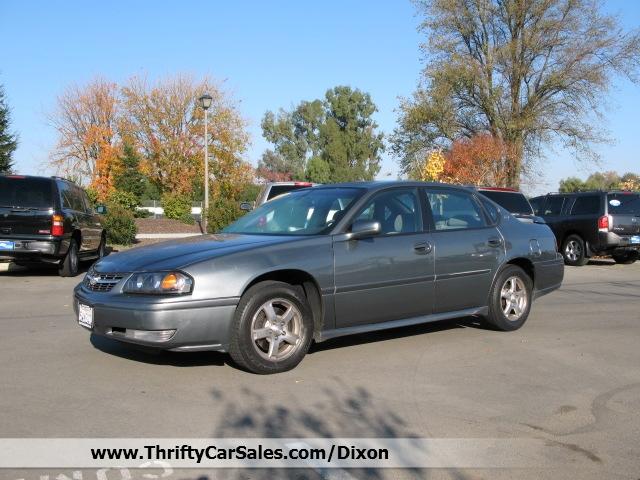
[94,234,303,273]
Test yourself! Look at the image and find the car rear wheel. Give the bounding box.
[229,281,313,374]
[485,265,533,331]
[612,251,638,264]
[562,234,588,266]
[59,239,79,277]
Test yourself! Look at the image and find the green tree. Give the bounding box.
[392,0,640,188]
[260,86,383,182]
[559,171,623,192]
[113,143,147,201]
[0,84,18,173]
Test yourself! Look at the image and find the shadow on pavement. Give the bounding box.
[204,381,434,480]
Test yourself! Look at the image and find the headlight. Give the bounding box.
[123,271,193,295]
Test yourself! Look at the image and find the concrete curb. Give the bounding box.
[136,233,202,239]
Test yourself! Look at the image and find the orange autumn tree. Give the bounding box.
[120,75,249,198]
[443,134,512,186]
[48,78,122,199]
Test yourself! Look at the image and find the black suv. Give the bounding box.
[0,175,106,276]
[530,191,640,266]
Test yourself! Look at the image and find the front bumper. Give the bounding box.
[74,284,239,352]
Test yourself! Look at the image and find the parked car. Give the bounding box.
[0,175,106,276]
[74,181,563,374]
[530,191,640,266]
[474,187,542,223]
[241,181,317,211]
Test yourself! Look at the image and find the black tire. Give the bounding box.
[228,281,313,374]
[485,265,533,331]
[96,235,107,260]
[59,239,79,277]
[561,234,589,266]
[612,251,638,265]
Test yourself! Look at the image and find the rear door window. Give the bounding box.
[479,197,500,225]
[426,190,486,230]
[528,196,544,215]
[0,177,54,209]
[543,196,566,215]
[571,195,601,215]
[58,182,84,212]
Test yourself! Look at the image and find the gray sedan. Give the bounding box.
[74,182,564,374]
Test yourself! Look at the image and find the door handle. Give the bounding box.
[487,237,503,248]
[413,242,433,254]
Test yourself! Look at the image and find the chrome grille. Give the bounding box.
[84,272,124,292]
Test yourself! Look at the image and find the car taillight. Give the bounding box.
[598,215,610,232]
[51,214,64,236]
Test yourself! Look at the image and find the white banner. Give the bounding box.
[0,438,549,469]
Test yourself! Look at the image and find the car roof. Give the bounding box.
[312,180,473,192]
[0,174,74,185]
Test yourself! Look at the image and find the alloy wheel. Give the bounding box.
[565,240,581,262]
[500,276,528,321]
[250,298,304,361]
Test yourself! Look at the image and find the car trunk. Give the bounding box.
[0,177,55,237]
[607,193,640,236]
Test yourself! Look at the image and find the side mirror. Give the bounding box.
[95,205,107,215]
[239,202,253,212]
[350,220,381,239]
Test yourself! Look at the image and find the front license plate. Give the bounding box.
[630,235,640,245]
[0,240,14,251]
[78,303,94,329]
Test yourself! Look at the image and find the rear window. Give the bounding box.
[478,190,533,215]
[266,184,311,201]
[607,193,640,215]
[0,177,54,209]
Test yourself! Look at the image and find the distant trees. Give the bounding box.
[559,171,640,192]
[393,0,640,188]
[48,75,251,209]
[259,86,384,183]
[48,78,121,195]
[411,133,510,186]
[0,83,19,174]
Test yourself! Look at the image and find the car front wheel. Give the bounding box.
[562,234,589,266]
[229,281,313,374]
[485,265,533,331]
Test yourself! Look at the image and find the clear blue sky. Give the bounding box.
[1,0,638,194]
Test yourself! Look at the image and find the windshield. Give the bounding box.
[479,190,533,215]
[0,177,54,209]
[607,193,640,215]
[224,187,364,235]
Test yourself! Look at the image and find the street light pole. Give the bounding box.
[203,107,209,233]
[198,94,213,233]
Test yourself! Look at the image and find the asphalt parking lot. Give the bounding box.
[1,259,639,480]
